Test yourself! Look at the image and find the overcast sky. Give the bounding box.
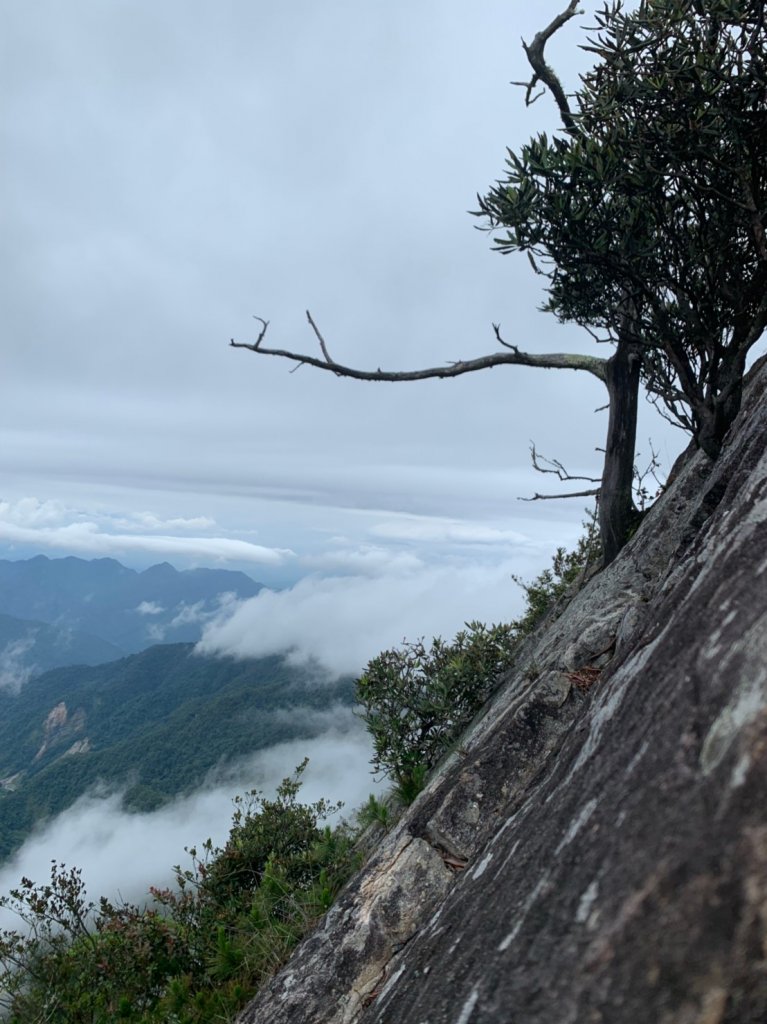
[1,1,687,656]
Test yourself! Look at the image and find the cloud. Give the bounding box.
[198,558,529,676]
[369,514,529,546]
[0,710,377,923]
[300,545,424,576]
[0,497,294,566]
[169,600,215,628]
[142,593,240,643]
[0,636,36,694]
[136,600,164,616]
[0,497,69,528]
[115,512,217,532]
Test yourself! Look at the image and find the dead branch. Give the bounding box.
[230,312,608,383]
[516,1,582,132]
[306,310,335,366]
[492,322,519,353]
[633,440,665,510]
[529,443,601,484]
[521,488,600,501]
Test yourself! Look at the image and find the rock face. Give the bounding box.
[238,356,767,1024]
[33,701,87,762]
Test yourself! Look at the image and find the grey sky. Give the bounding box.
[1,1,684,643]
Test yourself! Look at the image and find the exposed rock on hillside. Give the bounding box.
[33,701,87,762]
[238,356,767,1024]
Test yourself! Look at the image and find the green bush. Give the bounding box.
[355,517,601,798]
[356,622,519,800]
[0,763,360,1024]
[512,514,601,635]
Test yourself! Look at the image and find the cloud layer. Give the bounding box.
[198,555,532,676]
[0,710,375,923]
[0,498,293,567]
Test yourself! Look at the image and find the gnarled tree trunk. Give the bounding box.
[599,337,641,565]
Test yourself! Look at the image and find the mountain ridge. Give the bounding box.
[0,642,354,863]
[0,554,263,663]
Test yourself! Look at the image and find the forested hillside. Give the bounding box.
[0,643,354,862]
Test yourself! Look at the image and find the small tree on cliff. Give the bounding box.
[232,0,767,565]
[479,0,767,463]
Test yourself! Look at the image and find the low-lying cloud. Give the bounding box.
[370,515,529,546]
[198,557,529,676]
[136,600,165,616]
[0,710,376,923]
[0,636,36,694]
[143,593,239,643]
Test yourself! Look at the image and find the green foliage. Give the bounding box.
[0,764,360,1023]
[355,793,394,831]
[478,0,767,456]
[356,519,600,793]
[511,514,601,635]
[356,622,520,798]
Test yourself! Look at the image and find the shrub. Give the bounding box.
[0,763,360,1024]
[356,621,519,800]
[355,516,601,797]
[511,514,601,635]
[355,793,393,831]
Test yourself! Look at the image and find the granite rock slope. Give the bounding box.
[238,356,767,1024]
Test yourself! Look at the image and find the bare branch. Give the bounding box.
[520,1,582,132]
[510,82,546,106]
[492,322,519,352]
[251,316,269,348]
[581,322,614,345]
[529,443,600,483]
[633,440,665,511]
[230,315,608,383]
[306,310,335,366]
[520,488,600,502]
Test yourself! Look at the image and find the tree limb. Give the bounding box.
[519,0,581,132]
[520,488,600,501]
[529,443,601,483]
[230,312,608,383]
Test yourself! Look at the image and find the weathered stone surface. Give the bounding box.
[236,828,454,1024]
[238,357,767,1024]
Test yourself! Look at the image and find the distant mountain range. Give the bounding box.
[0,555,264,682]
[0,642,355,862]
[0,612,124,687]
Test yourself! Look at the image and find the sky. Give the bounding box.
[1,0,682,586]
[0,0,696,915]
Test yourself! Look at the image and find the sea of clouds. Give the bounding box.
[0,709,375,929]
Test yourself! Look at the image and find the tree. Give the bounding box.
[232,0,767,564]
[479,0,767,460]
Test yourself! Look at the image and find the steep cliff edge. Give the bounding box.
[238,356,767,1024]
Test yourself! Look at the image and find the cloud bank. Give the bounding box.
[0,710,376,924]
[0,636,36,694]
[198,556,529,676]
